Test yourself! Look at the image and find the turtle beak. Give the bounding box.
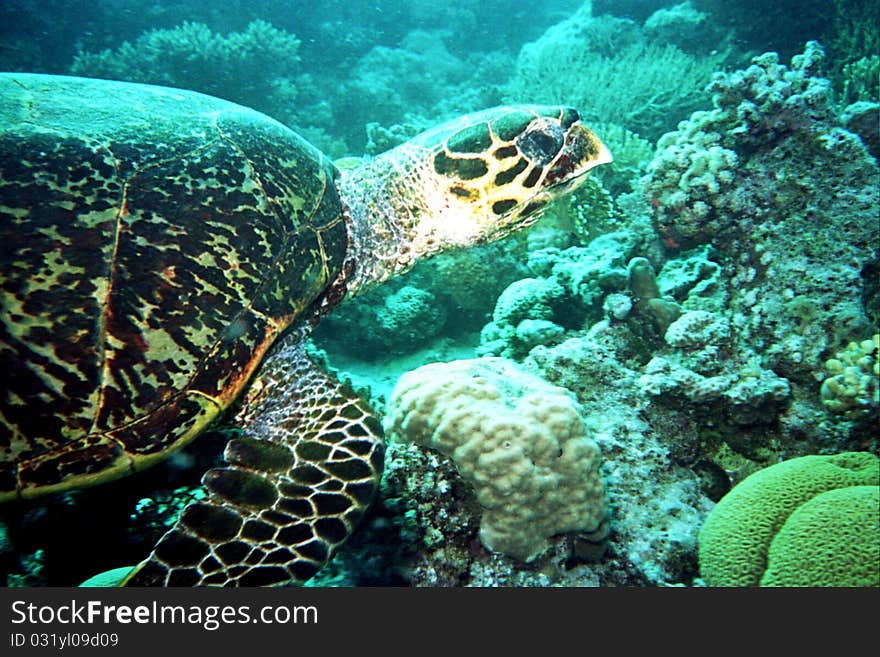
[593,138,614,168]
[545,122,613,191]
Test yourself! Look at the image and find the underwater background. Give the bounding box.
[1,0,878,586]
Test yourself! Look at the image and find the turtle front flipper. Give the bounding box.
[123,335,384,586]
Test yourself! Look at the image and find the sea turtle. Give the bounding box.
[0,73,611,586]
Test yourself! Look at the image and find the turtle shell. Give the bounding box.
[0,74,347,500]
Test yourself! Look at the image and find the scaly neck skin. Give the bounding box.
[336,147,432,298]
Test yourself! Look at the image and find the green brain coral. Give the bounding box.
[761,486,879,587]
[698,452,880,587]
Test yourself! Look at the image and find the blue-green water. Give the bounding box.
[2,0,870,154]
[1,1,877,587]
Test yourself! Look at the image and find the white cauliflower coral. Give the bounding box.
[384,357,608,562]
[821,334,880,413]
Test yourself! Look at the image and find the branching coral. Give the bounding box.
[838,55,880,106]
[70,20,302,123]
[828,0,880,103]
[508,4,723,138]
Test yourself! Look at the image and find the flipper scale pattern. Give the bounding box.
[124,334,383,586]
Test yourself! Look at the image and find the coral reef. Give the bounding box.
[838,56,880,106]
[479,222,655,360]
[588,123,655,197]
[525,326,714,584]
[357,440,612,587]
[70,20,302,124]
[820,335,880,414]
[593,0,676,23]
[841,101,880,161]
[657,245,726,313]
[342,32,467,132]
[643,134,738,248]
[643,2,728,56]
[315,236,530,361]
[828,0,880,103]
[627,257,682,337]
[363,40,879,587]
[333,35,512,153]
[316,284,447,357]
[384,357,608,562]
[479,277,570,359]
[508,2,724,139]
[761,485,879,587]
[692,0,830,61]
[642,42,879,451]
[638,350,792,451]
[698,452,879,586]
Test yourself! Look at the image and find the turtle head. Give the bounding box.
[404,105,612,253]
[338,105,611,295]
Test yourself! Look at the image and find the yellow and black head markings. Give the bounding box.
[398,105,610,257]
[0,73,610,586]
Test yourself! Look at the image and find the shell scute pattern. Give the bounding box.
[0,76,345,500]
[2,133,118,446]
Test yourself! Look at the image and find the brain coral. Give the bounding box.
[760,485,879,587]
[698,452,880,586]
[384,357,608,562]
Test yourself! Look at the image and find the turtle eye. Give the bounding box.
[516,120,564,166]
